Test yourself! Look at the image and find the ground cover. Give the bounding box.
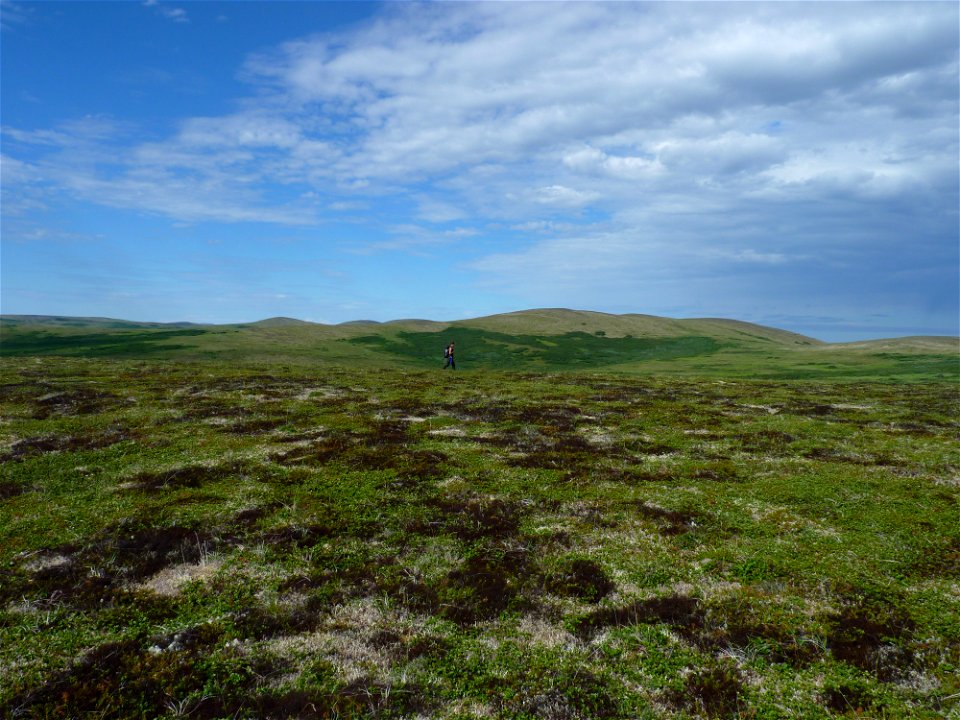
[1,357,958,719]
[345,330,723,370]
[2,317,958,381]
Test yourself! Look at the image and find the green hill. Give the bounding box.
[1,310,956,381]
[0,314,205,329]
[453,309,821,346]
[249,317,318,328]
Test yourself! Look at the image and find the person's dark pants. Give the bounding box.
[445,357,455,370]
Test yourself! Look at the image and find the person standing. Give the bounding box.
[444,341,456,370]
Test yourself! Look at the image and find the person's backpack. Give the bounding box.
[444,347,450,359]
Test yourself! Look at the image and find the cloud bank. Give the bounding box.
[2,1,957,337]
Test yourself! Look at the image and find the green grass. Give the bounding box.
[2,314,957,382]
[0,328,211,356]
[346,329,723,370]
[1,355,958,719]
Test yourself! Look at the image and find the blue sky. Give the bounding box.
[2,1,957,341]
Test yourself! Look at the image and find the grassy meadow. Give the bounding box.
[1,314,958,718]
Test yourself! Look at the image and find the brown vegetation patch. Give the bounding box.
[268,424,443,481]
[270,432,357,465]
[184,375,298,396]
[904,536,960,578]
[3,520,220,611]
[230,601,326,640]
[352,446,449,481]
[625,438,678,456]
[232,503,282,529]
[174,399,247,422]
[498,428,603,478]
[366,418,409,445]
[383,396,441,417]
[0,381,43,404]
[630,502,707,536]
[614,466,680,484]
[802,447,902,466]
[437,495,526,541]
[31,387,122,418]
[257,678,433,719]
[887,422,937,437]
[223,416,289,435]
[821,679,885,715]
[402,634,452,661]
[87,522,219,583]
[261,523,337,550]
[452,401,584,431]
[670,657,745,719]
[734,430,796,453]
[825,595,916,681]
[1,425,136,461]
[405,493,527,540]
[280,555,438,614]
[6,508,301,611]
[515,403,584,431]
[127,459,259,491]
[544,558,615,603]
[573,590,815,668]
[786,402,836,418]
[503,669,619,720]
[0,480,26,499]
[439,547,532,624]
[700,593,821,665]
[568,501,619,529]
[2,624,289,720]
[451,401,513,424]
[273,428,327,444]
[571,594,704,639]
[690,459,742,482]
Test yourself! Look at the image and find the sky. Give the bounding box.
[1,1,958,342]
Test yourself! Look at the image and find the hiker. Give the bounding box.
[443,341,456,370]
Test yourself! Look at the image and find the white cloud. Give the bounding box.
[533,185,601,208]
[0,1,32,31]
[563,147,663,180]
[143,0,188,24]
[11,3,956,220]
[757,140,947,201]
[5,0,957,297]
[712,248,790,265]
[177,114,303,149]
[416,196,467,223]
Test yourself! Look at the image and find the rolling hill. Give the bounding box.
[1,309,956,380]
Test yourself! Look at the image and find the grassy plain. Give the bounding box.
[1,310,957,381]
[1,314,958,718]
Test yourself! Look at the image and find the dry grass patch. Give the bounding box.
[135,558,224,596]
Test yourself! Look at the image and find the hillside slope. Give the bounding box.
[829,336,959,353]
[676,317,823,346]
[0,315,204,329]
[1,310,956,380]
[449,309,825,346]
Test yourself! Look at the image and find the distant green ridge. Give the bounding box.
[2,310,956,380]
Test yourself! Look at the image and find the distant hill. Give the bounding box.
[0,315,204,329]
[249,317,318,328]
[830,336,960,353]
[453,309,822,346]
[1,310,956,380]
[674,317,824,347]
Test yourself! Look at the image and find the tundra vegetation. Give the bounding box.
[1,313,958,719]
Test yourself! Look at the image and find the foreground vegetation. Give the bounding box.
[1,354,957,719]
